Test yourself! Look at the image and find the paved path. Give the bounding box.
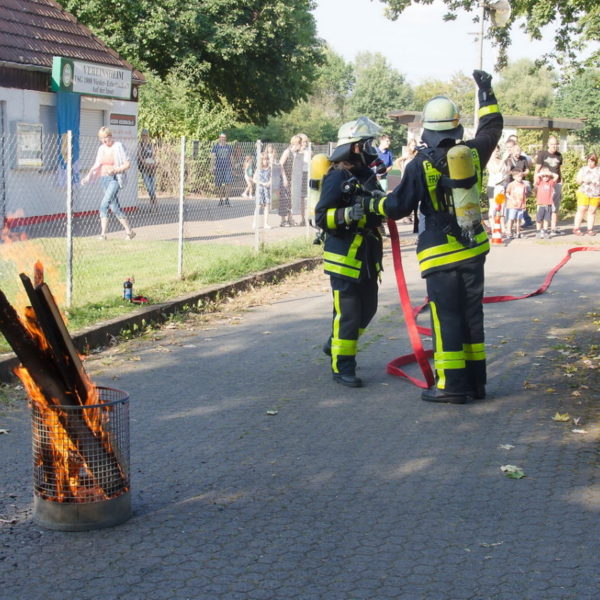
[1,230,599,600]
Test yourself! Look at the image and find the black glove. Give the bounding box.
[370,190,386,200]
[473,70,492,90]
[345,203,365,223]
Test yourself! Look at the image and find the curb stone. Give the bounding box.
[0,256,321,383]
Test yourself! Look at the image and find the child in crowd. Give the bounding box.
[534,166,558,238]
[505,168,528,238]
[241,155,254,198]
[252,153,272,229]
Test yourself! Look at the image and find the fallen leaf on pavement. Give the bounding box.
[0,429,9,434]
[266,410,278,416]
[499,444,514,450]
[572,429,587,434]
[500,465,525,479]
[552,412,571,422]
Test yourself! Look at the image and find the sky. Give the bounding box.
[312,0,558,84]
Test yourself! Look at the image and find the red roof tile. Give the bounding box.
[0,0,144,82]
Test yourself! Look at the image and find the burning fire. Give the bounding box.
[3,262,126,503]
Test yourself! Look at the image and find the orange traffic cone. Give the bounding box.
[491,213,503,246]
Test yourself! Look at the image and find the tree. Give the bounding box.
[554,69,600,147]
[347,52,414,145]
[58,0,323,123]
[379,0,600,69]
[495,59,556,117]
[412,72,475,119]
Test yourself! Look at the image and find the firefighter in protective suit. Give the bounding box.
[315,117,385,388]
[363,70,503,403]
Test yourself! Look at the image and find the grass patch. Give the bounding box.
[0,237,321,354]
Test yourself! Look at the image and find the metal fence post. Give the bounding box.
[177,136,185,279]
[66,130,73,308]
[254,139,262,252]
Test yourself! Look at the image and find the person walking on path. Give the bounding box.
[241,155,254,199]
[572,153,599,236]
[535,136,563,236]
[137,129,158,211]
[82,126,135,240]
[280,135,304,226]
[534,167,558,239]
[362,71,503,404]
[211,133,233,206]
[315,116,386,388]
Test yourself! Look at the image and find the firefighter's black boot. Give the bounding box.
[333,373,363,388]
[421,387,467,404]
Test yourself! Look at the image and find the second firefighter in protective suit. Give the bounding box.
[364,70,503,403]
[315,117,386,388]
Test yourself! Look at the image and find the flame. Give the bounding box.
[11,274,122,503]
[1,219,65,313]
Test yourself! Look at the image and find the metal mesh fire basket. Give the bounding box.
[31,386,132,531]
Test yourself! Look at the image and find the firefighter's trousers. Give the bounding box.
[425,257,486,393]
[329,276,378,375]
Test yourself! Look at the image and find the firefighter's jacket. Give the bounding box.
[368,103,503,278]
[315,165,384,282]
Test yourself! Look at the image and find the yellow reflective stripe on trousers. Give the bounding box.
[430,301,446,389]
[326,208,337,229]
[331,339,357,354]
[478,104,499,117]
[434,350,466,370]
[332,290,342,372]
[464,342,486,361]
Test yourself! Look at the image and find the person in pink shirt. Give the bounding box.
[504,168,528,238]
[82,126,135,240]
[533,166,558,238]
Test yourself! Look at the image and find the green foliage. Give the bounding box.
[347,52,414,146]
[555,69,600,146]
[495,59,557,117]
[58,0,323,123]
[560,150,586,215]
[380,0,600,70]
[412,72,475,118]
[138,71,235,139]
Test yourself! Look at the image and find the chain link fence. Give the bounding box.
[0,131,332,310]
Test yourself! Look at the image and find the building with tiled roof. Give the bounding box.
[0,0,146,225]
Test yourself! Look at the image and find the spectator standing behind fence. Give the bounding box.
[82,126,135,240]
[505,168,528,238]
[573,153,600,236]
[137,129,158,211]
[279,135,303,226]
[534,167,558,239]
[241,155,254,198]
[211,133,233,206]
[486,145,508,232]
[297,133,311,226]
[375,134,394,192]
[252,153,272,229]
[265,144,282,219]
[535,136,563,235]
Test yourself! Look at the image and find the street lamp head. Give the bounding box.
[488,0,512,27]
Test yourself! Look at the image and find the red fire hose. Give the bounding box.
[386,218,600,389]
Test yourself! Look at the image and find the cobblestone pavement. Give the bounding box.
[1,228,599,600]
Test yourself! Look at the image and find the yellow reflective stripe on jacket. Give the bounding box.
[479,104,499,117]
[326,208,337,229]
[323,251,361,269]
[368,197,387,216]
[418,237,490,272]
[324,262,360,279]
[419,230,489,261]
[464,343,486,361]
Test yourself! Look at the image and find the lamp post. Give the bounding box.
[473,0,511,128]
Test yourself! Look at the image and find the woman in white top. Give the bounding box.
[82,126,135,240]
[573,153,600,236]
